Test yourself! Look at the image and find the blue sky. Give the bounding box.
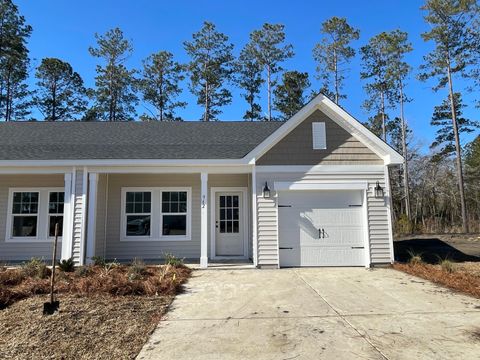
[16,0,479,152]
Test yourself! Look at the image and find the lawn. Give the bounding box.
[0,258,191,359]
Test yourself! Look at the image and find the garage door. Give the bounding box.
[278,190,366,267]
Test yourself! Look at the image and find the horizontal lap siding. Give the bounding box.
[104,174,201,260]
[0,174,64,262]
[72,169,84,264]
[94,174,107,258]
[255,171,392,267]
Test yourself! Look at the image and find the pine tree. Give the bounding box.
[236,43,263,121]
[140,51,186,121]
[419,0,480,232]
[184,21,235,121]
[89,28,138,121]
[273,71,310,120]
[246,23,294,121]
[33,58,88,121]
[0,0,32,121]
[312,17,359,104]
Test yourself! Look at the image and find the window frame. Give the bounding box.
[47,190,65,240]
[6,187,64,243]
[120,187,192,242]
[312,122,327,150]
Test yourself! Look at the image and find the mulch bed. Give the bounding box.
[0,263,192,359]
[393,262,480,298]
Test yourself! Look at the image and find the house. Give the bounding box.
[0,94,403,268]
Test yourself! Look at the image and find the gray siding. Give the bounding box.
[0,174,64,262]
[255,170,391,267]
[257,109,383,165]
[94,173,108,258]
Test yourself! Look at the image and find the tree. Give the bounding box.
[419,0,480,232]
[236,43,263,121]
[89,27,138,121]
[464,136,480,223]
[430,93,478,157]
[0,0,32,121]
[33,58,88,121]
[140,51,186,121]
[184,21,235,122]
[273,71,310,120]
[246,23,294,121]
[312,17,359,104]
[360,32,396,142]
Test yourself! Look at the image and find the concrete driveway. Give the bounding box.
[138,268,480,360]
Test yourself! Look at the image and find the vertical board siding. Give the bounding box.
[71,169,84,264]
[255,171,392,267]
[0,174,64,262]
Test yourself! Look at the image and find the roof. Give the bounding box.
[0,121,283,160]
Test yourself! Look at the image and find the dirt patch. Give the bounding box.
[393,262,480,298]
[0,294,172,359]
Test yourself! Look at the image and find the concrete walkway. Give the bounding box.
[137,268,480,360]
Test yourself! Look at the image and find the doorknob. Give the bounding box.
[322,229,325,238]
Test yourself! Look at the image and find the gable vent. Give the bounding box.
[312,122,326,150]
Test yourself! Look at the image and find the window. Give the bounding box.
[219,195,240,233]
[312,122,327,149]
[11,192,38,237]
[162,191,187,236]
[48,192,64,237]
[125,191,151,237]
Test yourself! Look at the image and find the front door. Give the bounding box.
[215,192,244,256]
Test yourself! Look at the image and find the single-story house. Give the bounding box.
[0,94,403,268]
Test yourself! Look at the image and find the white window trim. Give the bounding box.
[312,122,327,150]
[6,187,64,243]
[120,187,192,242]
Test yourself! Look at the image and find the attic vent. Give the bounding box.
[312,122,326,150]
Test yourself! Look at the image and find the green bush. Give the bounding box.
[75,265,92,277]
[164,253,184,267]
[407,250,423,265]
[91,256,106,267]
[128,258,146,281]
[439,259,456,274]
[57,257,75,272]
[21,258,49,279]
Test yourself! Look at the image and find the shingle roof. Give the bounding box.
[0,121,283,160]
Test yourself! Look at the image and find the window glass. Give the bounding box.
[127,215,151,236]
[125,192,151,237]
[12,192,38,214]
[161,191,188,237]
[48,192,64,237]
[219,195,240,234]
[162,215,186,236]
[13,216,37,237]
[12,192,39,237]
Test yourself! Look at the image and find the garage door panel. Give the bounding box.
[278,190,366,267]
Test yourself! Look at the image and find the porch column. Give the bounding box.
[251,166,258,267]
[85,173,98,264]
[60,172,73,261]
[200,172,208,268]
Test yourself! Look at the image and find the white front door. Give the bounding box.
[215,192,244,256]
[278,190,366,267]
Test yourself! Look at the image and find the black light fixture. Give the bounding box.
[263,182,271,198]
[374,181,384,198]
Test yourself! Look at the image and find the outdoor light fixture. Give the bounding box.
[263,182,271,198]
[374,181,384,198]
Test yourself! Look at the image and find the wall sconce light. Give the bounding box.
[374,181,384,198]
[263,182,271,198]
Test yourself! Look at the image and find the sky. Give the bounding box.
[15,0,480,152]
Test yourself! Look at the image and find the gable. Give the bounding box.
[256,109,383,165]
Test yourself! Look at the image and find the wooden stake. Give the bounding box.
[50,223,59,304]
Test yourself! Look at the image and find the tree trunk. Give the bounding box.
[446,59,468,233]
[380,90,386,141]
[334,48,339,105]
[52,82,57,121]
[267,65,271,121]
[204,80,209,122]
[399,79,411,223]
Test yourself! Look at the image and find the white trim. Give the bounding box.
[85,173,98,264]
[362,189,371,268]
[120,187,192,242]
[88,165,253,174]
[274,181,368,191]
[5,187,64,243]
[255,165,384,174]
[384,166,395,263]
[0,159,250,167]
[210,187,249,260]
[200,173,208,268]
[78,168,88,266]
[61,172,73,260]
[251,168,258,267]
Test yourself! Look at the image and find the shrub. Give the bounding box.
[407,250,423,265]
[91,256,106,267]
[0,269,24,286]
[164,253,184,267]
[57,257,75,272]
[439,259,456,274]
[21,258,50,279]
[75,265,93,277]
[127,258,146,281]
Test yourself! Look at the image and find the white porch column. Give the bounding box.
[251,166,258,267]
[200,172,208,268]
[85,173,98,264]
[60,172,73,261]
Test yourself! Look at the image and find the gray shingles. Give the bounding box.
[0,121,283,160]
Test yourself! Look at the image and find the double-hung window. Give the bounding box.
[48,192,64,237]
[125,191,151,237]
[161,191,188,236]
[11,191,39,237]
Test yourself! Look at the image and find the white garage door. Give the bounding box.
[278,190,366,267]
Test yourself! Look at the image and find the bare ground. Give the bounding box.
[0,294,173,360]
